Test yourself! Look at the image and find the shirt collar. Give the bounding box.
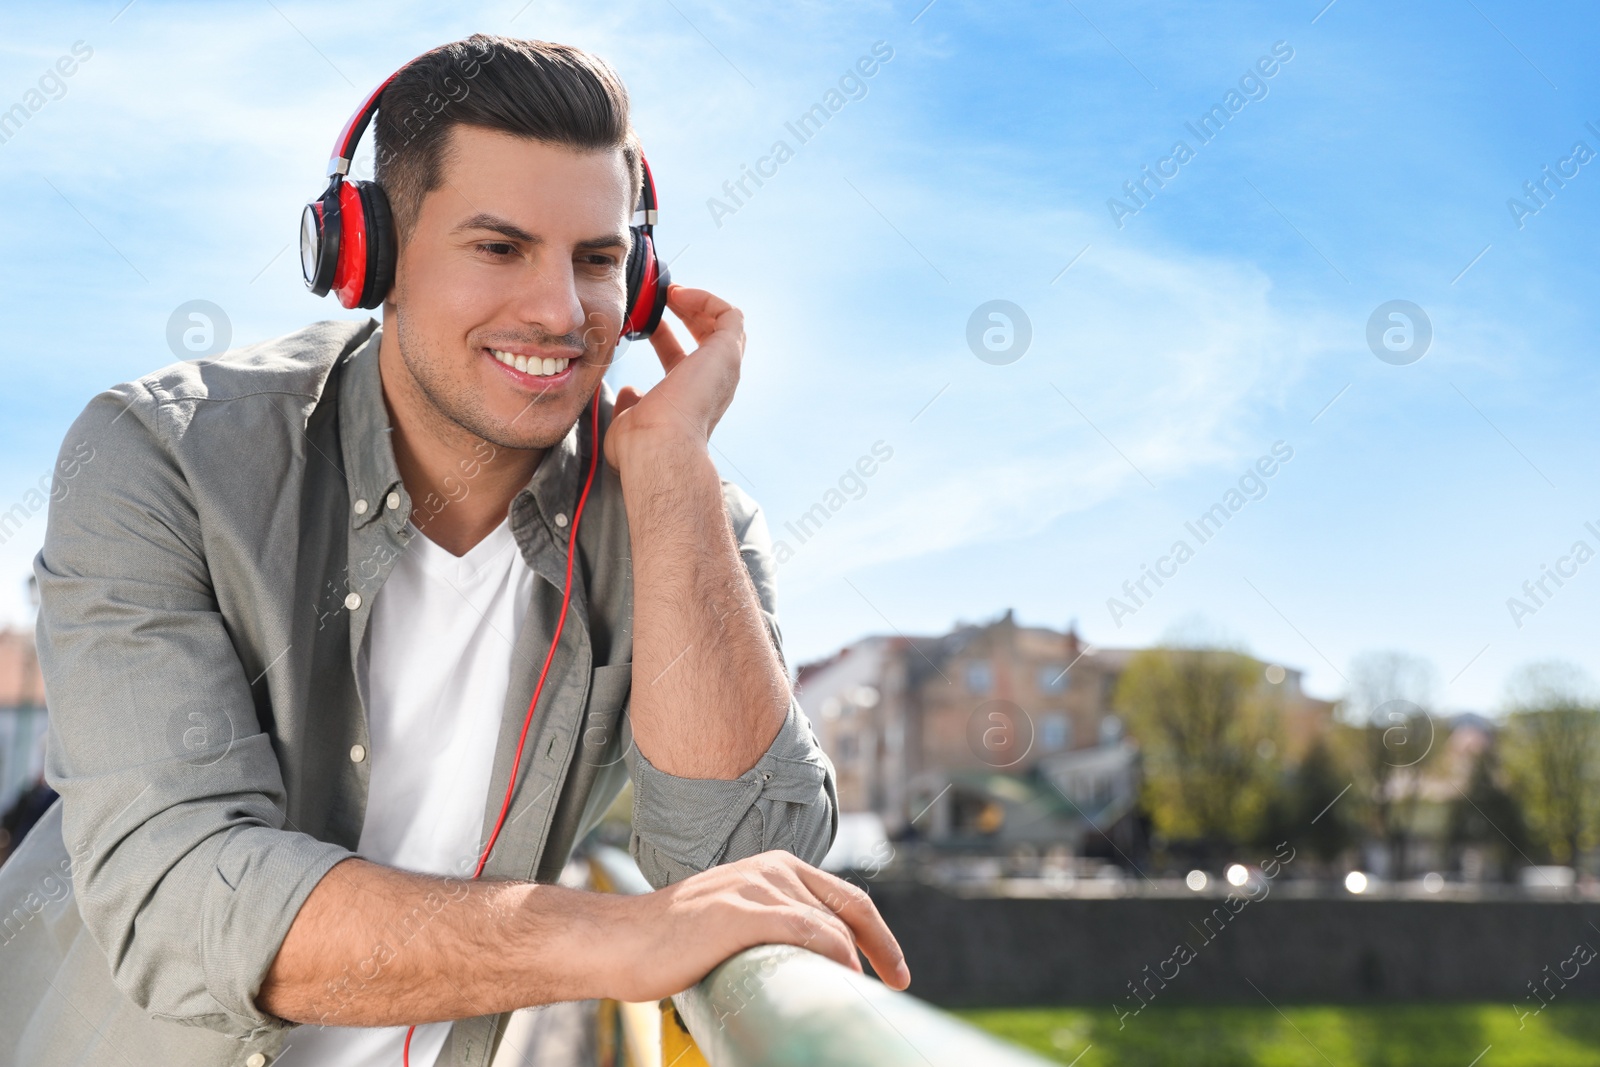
[337,326,405,532]
[511,378,612,551]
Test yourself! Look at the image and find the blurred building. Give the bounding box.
[0,628,48,817]
[1368,711,1497,880]
[795,610,1333,857]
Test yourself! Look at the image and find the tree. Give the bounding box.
[1273,737,1357,869]
[1447,743,1530,881]
[1116,644,1279,856]
[1500,661,1600,866]
[1343,650,1438,880]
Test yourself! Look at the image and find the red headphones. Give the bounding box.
[299,56,670,340]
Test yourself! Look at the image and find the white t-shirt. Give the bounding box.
[277,517,535,1067]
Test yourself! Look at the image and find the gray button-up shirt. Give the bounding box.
[0,319,836,1067]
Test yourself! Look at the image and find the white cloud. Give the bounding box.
[708,177,1341,592]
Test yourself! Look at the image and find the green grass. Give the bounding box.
[957,1003,1600,1066]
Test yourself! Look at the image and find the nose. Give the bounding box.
[511,253,586,344]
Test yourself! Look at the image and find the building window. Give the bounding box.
[1038,665,1068,693]
[1040,713,1070,752]
[965,661,993,695]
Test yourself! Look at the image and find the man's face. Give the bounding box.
[387,125,632,450]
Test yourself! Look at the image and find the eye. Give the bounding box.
[581,253,618,268]
[476,242,516,258]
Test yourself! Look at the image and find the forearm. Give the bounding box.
[258,858,623,1026]
[621,436,790,779]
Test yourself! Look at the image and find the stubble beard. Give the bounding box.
[393,303,598,453]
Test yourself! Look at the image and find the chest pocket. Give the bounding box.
[576,662,633,771]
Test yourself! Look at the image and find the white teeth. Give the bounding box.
[490,350,570,377]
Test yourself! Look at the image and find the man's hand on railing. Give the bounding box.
[594,850,910,1003]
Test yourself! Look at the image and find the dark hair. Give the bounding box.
[373,35,641,242]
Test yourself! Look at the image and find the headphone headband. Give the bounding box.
[326,73,396,177]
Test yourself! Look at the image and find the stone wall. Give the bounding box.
[871,884,1600,1009]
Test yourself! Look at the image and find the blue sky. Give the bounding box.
[0,0,1595,713]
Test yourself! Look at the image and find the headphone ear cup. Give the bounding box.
[301,184,341,296]
[354,181,397,310]
[624,225,647,317]
[330,180,369,309]
[623,229,670,340]
[641,238,669,336]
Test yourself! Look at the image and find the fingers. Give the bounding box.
[665,284,728,326]
[778,902,864,976]
[732,852,909,990]
[647,318,689,374]
[642,287,744,384]
[613,384,641,418]
[665,285,745,353]
[790,862,910,990]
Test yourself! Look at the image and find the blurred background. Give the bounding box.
[1,1,1598,1064]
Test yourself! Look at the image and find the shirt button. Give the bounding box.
[246,1056,266,1067]
[386,491,401,510]
[554,513,569,528]
[344,592,361,611]
[350,744,367,763]
[353,499,369,516]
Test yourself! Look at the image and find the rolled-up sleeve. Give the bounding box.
[625,482,839,888]
[34,384,351,1038]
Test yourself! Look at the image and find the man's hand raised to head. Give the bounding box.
[607,282,781,781]
[597,285,908,1004]
[604,285,744,473]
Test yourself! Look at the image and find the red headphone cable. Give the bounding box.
[403,388,602,1067]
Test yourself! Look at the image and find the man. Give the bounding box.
[0,34,906,1067]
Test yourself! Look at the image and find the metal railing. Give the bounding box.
[587,846,1051,1067]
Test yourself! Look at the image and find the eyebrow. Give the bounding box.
[452,212,628,251]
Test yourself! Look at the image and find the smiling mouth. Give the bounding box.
[487,347,581,378]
